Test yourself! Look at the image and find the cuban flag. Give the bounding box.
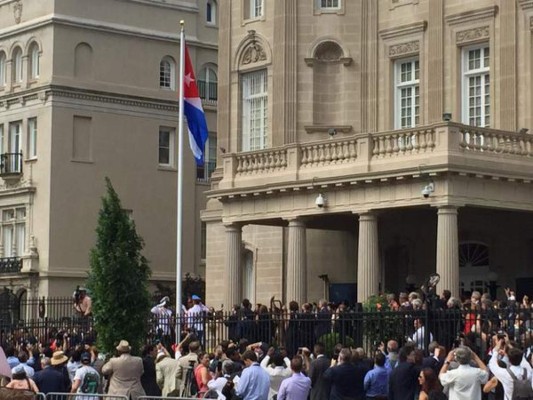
[183,45,208,166]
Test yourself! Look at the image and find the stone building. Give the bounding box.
[203,0,533,308]
[0,0,218,299]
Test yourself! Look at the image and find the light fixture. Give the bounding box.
[328,128,337,138]
[442,113,452,122]
[315,193,325,208]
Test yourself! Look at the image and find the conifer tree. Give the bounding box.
[87,177,151,354]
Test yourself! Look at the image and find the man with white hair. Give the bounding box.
[439,346,488,400]
[151,296,173,349]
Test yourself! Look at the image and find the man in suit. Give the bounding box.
[102,340,146,400]
[176,340,200,394]
[422,342,444,374]
[323,348,366,400]
[309,342,330,400]
[388,346,419,400]
[155,350,180,396]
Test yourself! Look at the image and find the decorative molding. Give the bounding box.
[379,21,427,40]
[445,6,498,26]
[518,0,533,10]
[456,26,490,44]
[389,40,419,57]
[13,0,22,24]
[241,42,267,66]
[235,30,272,71]
[390,0,419,11]
[304,125,353,134]
[530,16,533,31]
[305,40,353,66]
[115,0,199,12]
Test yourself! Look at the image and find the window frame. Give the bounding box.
[159,56,175,90]
[241,69,268,152]
[158,127,175,167]
[319,0,341,9]
[462,44,490,128]
[12,47,23,84]
[27,118,37,160]
[206,0,217,25]
[394,57,420,130]
[198,66,218,101]
[0,52,6,87]
[250,0,263,19]
[29,43,40,80]
[1,206,26,258]
[196,134,217,182]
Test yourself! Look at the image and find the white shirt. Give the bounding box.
[411,326,433,350]
[74,365,100,400]
[151,305,173,335]
[187,303,209,332]
[440,364,489,400]
[489,352,533,400]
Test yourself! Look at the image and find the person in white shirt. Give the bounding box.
[71,352,100,400]
[207,360,234,392]
[151,297,173,349]
[439,346,489,400]
[488,338,533,400]
[260,347,291,399]
[410,318,434,351]
[186,295,209,344]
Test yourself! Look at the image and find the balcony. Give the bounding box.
[216,122,533,192]
[0,152,23,181]
[0,257,22,274]
[198,80,217,106]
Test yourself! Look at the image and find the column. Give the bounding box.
[436,206,459,297]
[225,223,242,308]
[357,212,380,303]
[286,218,307,304]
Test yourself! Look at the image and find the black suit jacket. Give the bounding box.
[388,361,418,400]
[309,355,331,400]
[422,355,443,374]
[324,362,367,400]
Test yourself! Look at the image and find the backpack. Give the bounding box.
[81,369,100,394]
[507,367,533,400]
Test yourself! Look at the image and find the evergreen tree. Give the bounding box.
[87,177,151,354]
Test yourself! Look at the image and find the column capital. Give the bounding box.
[436,205,460,215]
[223,222,243,231]
[357,211,378,222]
[284,217,306,227]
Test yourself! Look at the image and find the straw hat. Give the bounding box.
[51,351,68,366]
[116,340,131,353]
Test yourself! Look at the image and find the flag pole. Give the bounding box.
[176,20,185,347]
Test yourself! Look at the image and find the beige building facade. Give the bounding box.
[204,0,533,308]
[0,0,218,299]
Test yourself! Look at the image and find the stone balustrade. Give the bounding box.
[218,122,533,190]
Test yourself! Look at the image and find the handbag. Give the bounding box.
[0,387,36,400]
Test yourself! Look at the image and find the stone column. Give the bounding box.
[436,206,459,297]
[225,223,242,308]
[286,218,307,304]
[357,212,380,302]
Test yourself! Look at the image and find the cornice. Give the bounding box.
[518,0,533,10]
[0,85,179,112]
[445,6,498,26]
[115,0,198,12]
[531,16,533,31]
[379,21,427,40]
[0,13,217,50]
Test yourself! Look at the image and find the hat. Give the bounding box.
[51,351,68,366]
[116,340,131,353]
[192,295,201,301]
[81,352,91,363]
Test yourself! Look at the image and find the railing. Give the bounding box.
[0,256,22,274]
[0,151,23,175]
[197,80,217,101]
[219,122,533,188]
[2,306,533,357]
[196,161,217,183]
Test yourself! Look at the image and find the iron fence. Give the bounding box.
[2,301,533,357]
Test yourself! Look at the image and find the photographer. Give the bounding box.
[73,287,92,317]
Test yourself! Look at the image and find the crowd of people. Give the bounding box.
[3,287,533,399]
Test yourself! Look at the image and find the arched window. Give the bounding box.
[29,42,40,79]
[159,56,175,89]
[198,66,217,101]
[207,0,217,24]
[12,47,23,83]
[74,43,93,79]
[0,52,6,86]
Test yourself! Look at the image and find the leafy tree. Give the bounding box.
[87,177,151,354]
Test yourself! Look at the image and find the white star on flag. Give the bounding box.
[184,72,194,87]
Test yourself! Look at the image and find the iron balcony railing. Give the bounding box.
[0,256,22,274]
[197,80,218,101]
[196,161,217,183]
[0,152,23,176]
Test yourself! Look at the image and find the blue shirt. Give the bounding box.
[235,362,270,400]
[7,356,20,369]
[364,365,390,398]
[277,372,311,400]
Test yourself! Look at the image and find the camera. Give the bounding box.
[421,182,434,198]
[315,193,325,208]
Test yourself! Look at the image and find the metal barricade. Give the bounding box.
[36,393,46,400]
[46,393,129,400]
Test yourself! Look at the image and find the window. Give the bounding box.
[196,134,217,181]
[27,118,37,159]
[200,222,207,260]
[29,43,39,79]
[0,52,6,87]
[463,45,490,127]
[250,0,263,18]
[395,58,419,129]
[159,57,175,89]
[8,121,22,173]
[1,207,26,257]
[242,69,268,151]
[0,125,3,156]
[12,47,22,83]
[198,66,217,101]
[158,128,175,166]
[207,0,217,24]
[320,0,340,8]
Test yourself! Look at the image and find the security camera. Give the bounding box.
[328,128,337,137]
[315,193,325,208]
[421,182,435,198]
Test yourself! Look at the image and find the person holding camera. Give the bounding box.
[73,287,92,316]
